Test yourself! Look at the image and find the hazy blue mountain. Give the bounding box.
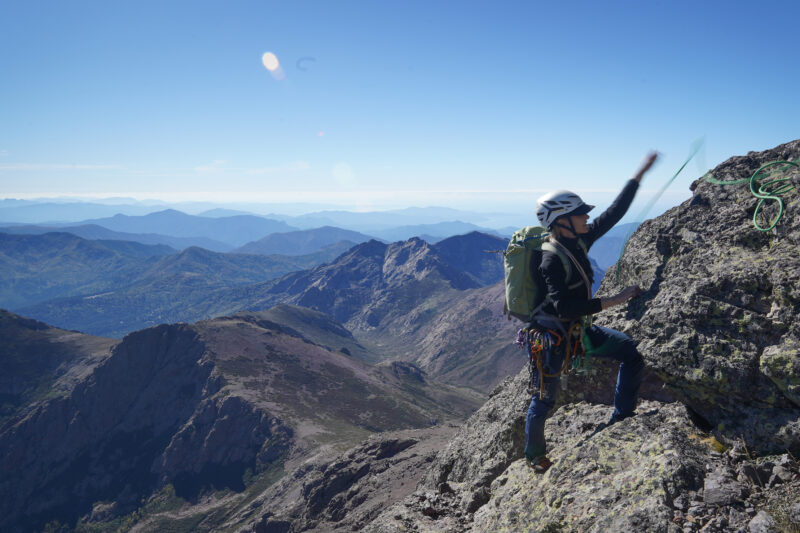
[254,240,363,268]
[197,208,256,217]
[0,223,232,252]
[590,257,605,294]
[432,231,507,286]
[76,209,298,247]
[371,221,497,242]
[285,207,494,232]
[11,237,364,337]
[17,233,504,338]
[0,232,169,309]
[234,226,376,256]
[4,230,365,332]
[0,200,160,224]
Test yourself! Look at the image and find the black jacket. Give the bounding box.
[539,180,639,319]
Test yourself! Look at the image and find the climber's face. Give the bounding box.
[569,213,590,235]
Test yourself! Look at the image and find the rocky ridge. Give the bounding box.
[0,308,482,533]
[600,139,800,455]
[0,309,115,426]
[361,373,800,533]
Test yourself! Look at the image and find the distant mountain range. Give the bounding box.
[3,228,621,392]
[0,223,231,251]
[233,226,374,255]
[72,209,298,247]
[588,221,639,270]
[0,200,511,231]
[0,232,170,309]
[0,232,349,320]
[370,221,502,242]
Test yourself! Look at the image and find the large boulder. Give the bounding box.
[363,364,714,533]
[598,139,800,455]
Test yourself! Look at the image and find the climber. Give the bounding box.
[524,151,658,473]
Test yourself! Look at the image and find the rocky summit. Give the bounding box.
[600,139,800,455]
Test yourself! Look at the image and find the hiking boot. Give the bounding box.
[526,455,552,473]
[608,411,635,425]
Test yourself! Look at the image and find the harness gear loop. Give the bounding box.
[526,323,587,399]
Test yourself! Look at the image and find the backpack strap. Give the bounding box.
[545,238,592,299]
[541,241,572,283]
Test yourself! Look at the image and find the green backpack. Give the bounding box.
[502,226,587,322]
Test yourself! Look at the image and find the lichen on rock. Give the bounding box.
[597,139,800,455]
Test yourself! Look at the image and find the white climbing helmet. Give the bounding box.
[536,190,594,229]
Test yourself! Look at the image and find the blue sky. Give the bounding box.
[1,0,798,219]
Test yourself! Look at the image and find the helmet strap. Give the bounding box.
[553,217,577,238]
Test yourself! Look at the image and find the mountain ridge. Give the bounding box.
[233,226,376,256]
[0,308,482,533]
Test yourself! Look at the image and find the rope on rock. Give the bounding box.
[614,147,798,284]
[702,160,798,232]
[615,139,703,282]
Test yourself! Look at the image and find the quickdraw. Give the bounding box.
[519,322,589,399]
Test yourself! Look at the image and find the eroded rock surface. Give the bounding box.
[237,427,457,533]
[364,376,800,533]
[593,140,800,455]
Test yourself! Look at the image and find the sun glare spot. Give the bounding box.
[332,162,356,188]
[261,52,280,71]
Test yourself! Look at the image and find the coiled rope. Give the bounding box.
[615,144,798,282]
[702,160,798,232]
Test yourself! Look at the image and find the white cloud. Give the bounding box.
[0,150,8,157]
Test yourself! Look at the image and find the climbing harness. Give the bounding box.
[518,319,592,399]
[702,160,798,232]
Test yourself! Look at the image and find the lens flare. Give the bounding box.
[261,52,280,71]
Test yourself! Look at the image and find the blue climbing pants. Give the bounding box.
[523,325,644,460]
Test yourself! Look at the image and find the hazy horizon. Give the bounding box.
[2,1,798,220]
[0,188,685,230]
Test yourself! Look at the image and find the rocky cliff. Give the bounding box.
[600,139,800,455]
[0,309,115,426]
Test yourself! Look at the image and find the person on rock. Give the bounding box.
[524,151,658,473]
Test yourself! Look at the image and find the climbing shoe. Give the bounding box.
[526,455,552,474]
[607,411,635,425]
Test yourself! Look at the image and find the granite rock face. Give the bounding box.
[362,365,800,533]
[597,139,800,455]
[237,427,457,533]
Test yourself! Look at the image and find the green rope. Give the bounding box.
[615,140,703,282]
[702,160,798,231]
